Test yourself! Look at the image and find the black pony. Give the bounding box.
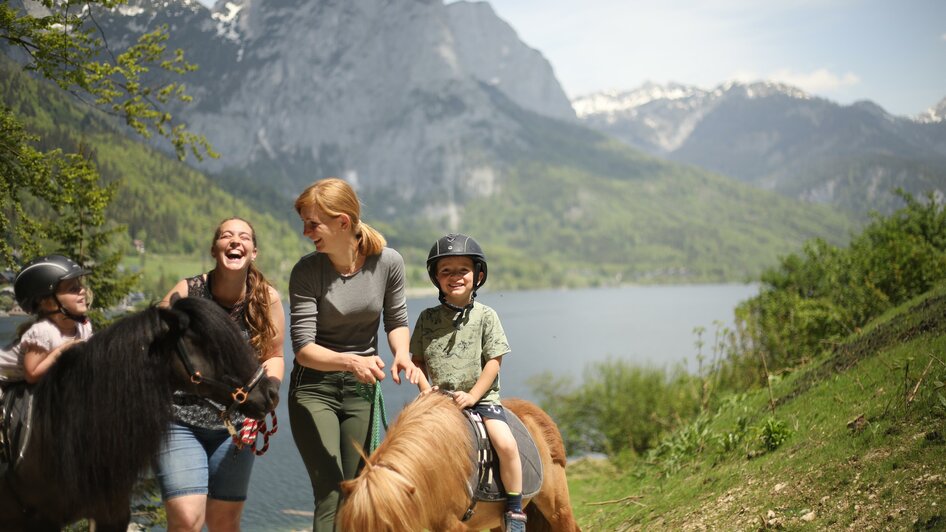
[0,296,277,531]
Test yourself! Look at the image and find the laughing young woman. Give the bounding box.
[155,217,285,531]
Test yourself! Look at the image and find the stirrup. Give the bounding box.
[504,510,527,532]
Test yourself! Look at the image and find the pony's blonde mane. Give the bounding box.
[340,393,474,531]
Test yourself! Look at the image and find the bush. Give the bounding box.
[529,359,701,456]
[757,416,791,452]
[733,191,946,375]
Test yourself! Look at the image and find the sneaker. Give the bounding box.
[504,510,527,532]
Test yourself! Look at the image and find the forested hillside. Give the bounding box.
[0,57,306,294]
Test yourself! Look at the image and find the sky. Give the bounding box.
[481,0,946,117]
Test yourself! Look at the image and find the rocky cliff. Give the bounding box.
[94,0,574,215]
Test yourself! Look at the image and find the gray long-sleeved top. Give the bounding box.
[289,247,408,359]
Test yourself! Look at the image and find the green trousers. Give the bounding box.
[288,365,372,532]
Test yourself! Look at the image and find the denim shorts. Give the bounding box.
[153,421,255,502]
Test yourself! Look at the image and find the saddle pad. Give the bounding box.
[465,408,543,501]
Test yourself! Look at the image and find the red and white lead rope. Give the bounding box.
[234,411,278,456]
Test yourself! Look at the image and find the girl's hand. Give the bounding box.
[451,390,476,409]
[349,355,386,384]
[420,385,439,397]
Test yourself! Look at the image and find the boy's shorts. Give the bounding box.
[472,402,508,423]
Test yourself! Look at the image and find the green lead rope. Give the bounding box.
[355,381,388,453]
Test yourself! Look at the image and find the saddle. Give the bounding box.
[460,406,543,521]
[0,382,33,474]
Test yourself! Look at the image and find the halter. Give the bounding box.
[174,337,266,409]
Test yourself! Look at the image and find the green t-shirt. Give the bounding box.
[410,301,510,405]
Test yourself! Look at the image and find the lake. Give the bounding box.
[0,283,757,531]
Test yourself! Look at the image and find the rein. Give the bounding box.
[234,411,279,455]
[355,382,388,453]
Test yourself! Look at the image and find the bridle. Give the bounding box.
[174,337,266,410]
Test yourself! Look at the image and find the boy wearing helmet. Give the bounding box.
[410,234,527,531]
[1,255,93,384]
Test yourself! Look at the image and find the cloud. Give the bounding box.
[766,68,861,92]
[942,33,946,41]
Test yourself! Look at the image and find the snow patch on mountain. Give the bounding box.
[210,1,244,42]
[572,82,706,118]
[573,81,811,119]
[916,97,946,123]
[116,5,146,16]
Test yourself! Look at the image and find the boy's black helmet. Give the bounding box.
[426,233,488,291]
[14,254,91,313]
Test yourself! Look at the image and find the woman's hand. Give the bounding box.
[391,355,423,385]
[348,354,386,384]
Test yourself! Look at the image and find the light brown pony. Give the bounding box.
[339,392,580,531]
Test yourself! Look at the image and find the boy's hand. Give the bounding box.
[451,390,476,409]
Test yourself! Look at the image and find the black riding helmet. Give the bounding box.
[426,234,488,327]
[14,254,91,318]
[426,233,488,291]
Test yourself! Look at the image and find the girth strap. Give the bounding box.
[461,409,493,522]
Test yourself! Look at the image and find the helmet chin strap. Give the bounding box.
[440,263,484,329]
[54,296,89,325]
[440,291,476,330]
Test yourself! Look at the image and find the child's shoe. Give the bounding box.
[504,510,527,532]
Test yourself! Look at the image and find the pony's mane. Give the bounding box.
[172,296,260,380]
[339,392,474,531]
[31,297,255,520]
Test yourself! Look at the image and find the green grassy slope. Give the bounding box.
[465,161,854,287]
[569,285,946,530]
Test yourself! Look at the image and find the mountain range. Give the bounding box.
[573,82,946,214]
[2,0,897,289]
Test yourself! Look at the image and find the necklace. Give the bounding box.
[336,250,363,278]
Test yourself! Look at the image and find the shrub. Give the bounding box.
[733,191,946,376]
[529,359,701,456]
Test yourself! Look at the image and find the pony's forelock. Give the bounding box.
[171,296,258,379]
[338,393,473,530]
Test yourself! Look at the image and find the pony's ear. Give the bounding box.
[157,306,190,336]
[169,292,183,305]
[340,478,357,496]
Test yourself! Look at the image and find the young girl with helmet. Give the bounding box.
[1,255,93,384]
[410,233,528,532]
